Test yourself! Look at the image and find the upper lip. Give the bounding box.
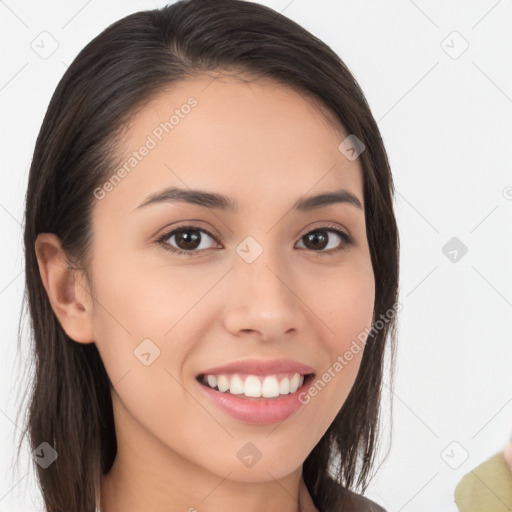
[197,358,315,378]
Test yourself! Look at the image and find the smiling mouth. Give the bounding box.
[196,372,315,401]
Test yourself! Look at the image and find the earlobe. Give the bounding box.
[34,233,95,344]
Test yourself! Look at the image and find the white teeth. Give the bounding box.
[279,377,291,395]
[217,375,229,392]
[230,375,245,395]
[244,375,262,397]
[201,372,307,398]
[262,376,280,398]
[290,373,301,393]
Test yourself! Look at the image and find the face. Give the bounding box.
[48,74,375,490]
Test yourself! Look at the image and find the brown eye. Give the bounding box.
[156,226,218,255]
[171,229,205,251]
[156,224,352,257]
[296,226,352,254]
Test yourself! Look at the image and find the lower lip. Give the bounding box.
[196,374,315,425]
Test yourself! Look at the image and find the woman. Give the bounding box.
[18,1,399,510]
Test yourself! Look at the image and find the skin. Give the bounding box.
[504,437,512,474]
[35,73,375,512]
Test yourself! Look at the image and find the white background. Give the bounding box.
[1,1,511,511]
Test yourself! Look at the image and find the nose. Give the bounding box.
[223,248,305,341]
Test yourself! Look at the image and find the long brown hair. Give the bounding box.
[16,1,399,510]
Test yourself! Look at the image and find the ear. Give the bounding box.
[34,233,95,344]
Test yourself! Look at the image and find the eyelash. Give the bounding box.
[155,224,353,257]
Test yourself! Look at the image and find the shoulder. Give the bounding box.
[340,488,387,512]
[322,476,387,512]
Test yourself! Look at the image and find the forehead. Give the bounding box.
[96,73,364,218]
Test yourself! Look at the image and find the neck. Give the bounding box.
[99,455,319,512]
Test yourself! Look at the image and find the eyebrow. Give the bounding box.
[132,186,363,213]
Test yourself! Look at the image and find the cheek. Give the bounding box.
[90,247,210,347]
[301,257,375,421]
[89,258,200,458]
[89,247,212,399]
[315,258,375,354]
[88,251,190,394]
